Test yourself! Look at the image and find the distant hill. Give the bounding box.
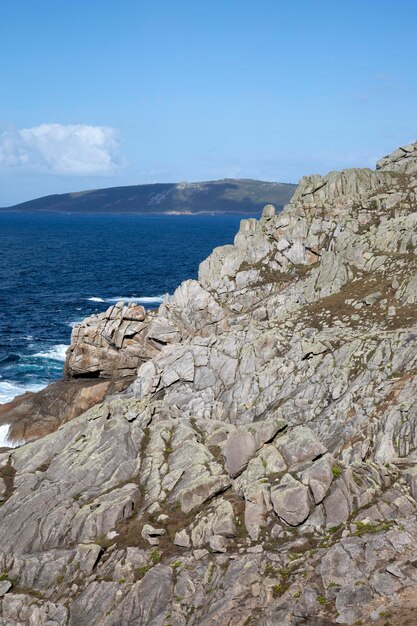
[1,179,297,214]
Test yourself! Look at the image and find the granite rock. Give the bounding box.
[1,142,417,624]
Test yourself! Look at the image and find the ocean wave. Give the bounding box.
[87,295,166,304]
[0,380,47,405]
[33,344,69,361]
[0,353,20,365]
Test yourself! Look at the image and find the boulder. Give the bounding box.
[212,500,236,537]
[77,543,102,575]
[223,429,258,477]
[271,474,311,526]
[275,426,327,468]
[141,524,166,546]
[302,453,334,504]
[209,535,227,553]
[174,529,191,548]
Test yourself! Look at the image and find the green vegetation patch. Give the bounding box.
[331,464,342,479]
[353,520,395,537]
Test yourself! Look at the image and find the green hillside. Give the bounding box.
[2,179,296,214]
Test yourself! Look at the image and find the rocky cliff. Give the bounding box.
[1,142,417,625]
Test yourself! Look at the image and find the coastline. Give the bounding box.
[0,213,245,422]
[0,208,266,216]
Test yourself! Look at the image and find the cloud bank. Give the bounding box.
[0,124,121,174]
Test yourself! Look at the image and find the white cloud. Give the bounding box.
[0,123,121,174]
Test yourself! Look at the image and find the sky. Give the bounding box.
[0,0,416,205]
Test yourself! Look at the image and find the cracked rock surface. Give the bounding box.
[1,141,417,624]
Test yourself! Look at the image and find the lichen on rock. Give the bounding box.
[1,141,417,624]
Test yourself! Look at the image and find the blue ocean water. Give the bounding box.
[0,212,247,404]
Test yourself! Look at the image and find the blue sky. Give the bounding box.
[0,0,416,205]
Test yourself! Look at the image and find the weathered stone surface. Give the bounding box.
[1,141,417,625]
[0,377,131,443]
[141,524,166,546]
[71,483,141,543]
[65,302,158,379]
[405,467,417,501]
[212,499,236,537]
[173,529,190,548]
[76,543,102,575]
[68,582,120,626]
[178,474,231,514]
[275,426,327,468]
[324,481,352,526]
[101,565,173,625]
[335,583,373,624]
[302,453,334,504]
[0,580,12,596]
[271,474,310,526]
[377,140,417,174]
[223,429,258,477]
[209,534,228,553]
[320,544,363,588]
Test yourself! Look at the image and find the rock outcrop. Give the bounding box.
[0,303,159,442]
[1,141,417,624]
[0,378,126,443]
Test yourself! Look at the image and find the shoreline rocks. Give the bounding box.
[0,141,417,624]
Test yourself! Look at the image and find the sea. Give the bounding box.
[0,212,248,406]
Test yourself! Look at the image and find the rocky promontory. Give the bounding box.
[1,142,417,624]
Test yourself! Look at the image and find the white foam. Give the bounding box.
[87,295,165,304]
[33,344,69,361]
[136,296,165,304]
[67,319,84,328]
[0,380,46,405]
[0,424,18,449]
